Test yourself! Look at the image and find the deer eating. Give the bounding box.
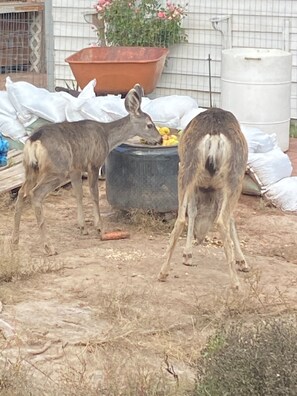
[158,107,250,289]
[12,84,162,255]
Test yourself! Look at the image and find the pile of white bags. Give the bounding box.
[0,77,296,212]
[0,91,27,140]
[241,126,297,212]
[0,77,199,141]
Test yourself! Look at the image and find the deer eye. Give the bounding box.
[147,123,153,129]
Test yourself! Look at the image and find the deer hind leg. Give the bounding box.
[217,208,240,290]
[31,176,63,256]
[158,191,188,282]
[70,170,88,235]
[230,217,250,272]
[11,182,29,245]
[186,189,219,266]
[183,194,197,266]
[11,171,39,245]
[88,166,103,236]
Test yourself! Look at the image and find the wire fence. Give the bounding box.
[0,0,297,118]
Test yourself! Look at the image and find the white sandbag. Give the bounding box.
[79,95,128,122]
[0,91,27,139]
[5,77,38,126]
[0,91,17,118]
[77,78,97,101]
[180,107,207,130]
[140,97,152,108]
[265,177,297,212]
[241,125,277,153]
[6,77,68,124]
[64,94,86,122]
[143,95,198,129]
[65,79,97,122]
[248,147,292,187]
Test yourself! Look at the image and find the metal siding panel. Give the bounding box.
[52,0,297,118]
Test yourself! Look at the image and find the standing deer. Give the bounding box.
[158,107,250,289]
[12,84,162,255]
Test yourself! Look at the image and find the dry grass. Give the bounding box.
[190,270,297,329]
[58,276,297,394]
[1,192,297,395]
[0,236,65,286]
[0,192,15,211]
[1,272,297,395]
[0,357,35,396]
[54,352,188,396]
[111,208,177,234]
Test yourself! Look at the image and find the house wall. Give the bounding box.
[52,0,97,86]
[52,0,297,118]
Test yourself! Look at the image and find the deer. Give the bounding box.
[158,107,250,289]
[11,84,162,256]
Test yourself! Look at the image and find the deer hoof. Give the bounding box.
[237,260,250,272]
[183,253,197,267]
[96,227,103,238]
[158,272,169,282]
[80,227,89,236]
[11,236,19,246]
[44,244,58,256]
[231,281,241,292]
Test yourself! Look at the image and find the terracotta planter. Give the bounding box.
[65,46,169,95]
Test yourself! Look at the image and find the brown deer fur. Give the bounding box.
[12,84,162,255]
[158,107,249,289]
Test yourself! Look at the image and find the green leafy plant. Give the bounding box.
[194,316,297,396]
[93,0,187,47]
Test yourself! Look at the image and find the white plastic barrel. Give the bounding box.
[221,48,292,151]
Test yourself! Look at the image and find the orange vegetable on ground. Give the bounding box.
[100,231,130,241]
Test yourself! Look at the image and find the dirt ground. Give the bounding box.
[0,181,297,395]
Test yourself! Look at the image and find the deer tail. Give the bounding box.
[22,140,46,196]
[200,133,230,175]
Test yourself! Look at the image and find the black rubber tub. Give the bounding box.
[106,143,179,213]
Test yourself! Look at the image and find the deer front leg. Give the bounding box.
[158,217,186,281]
[88,166,103,236]
[158,191,188,281]
[70,171,88,235]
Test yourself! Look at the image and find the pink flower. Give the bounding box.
[166,1,175,12]
[94,0,112,12]
[172,9,180,18]
[157,11,167,19]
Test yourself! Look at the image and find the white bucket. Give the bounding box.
[221,48,292,151]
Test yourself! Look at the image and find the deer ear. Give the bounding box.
[133,84,144,99]
[124,84,143,115]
